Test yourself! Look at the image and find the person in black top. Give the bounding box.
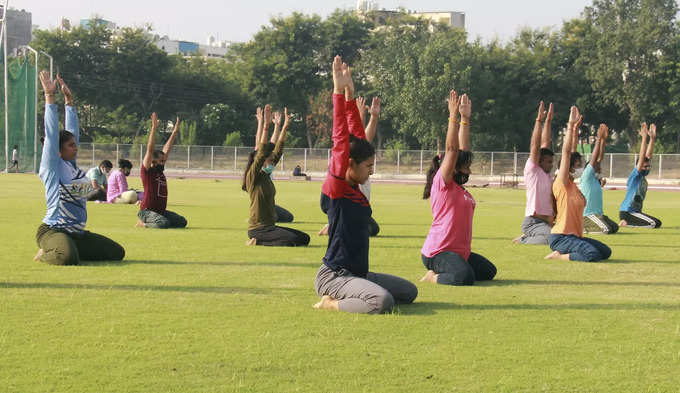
[313,56,417,314]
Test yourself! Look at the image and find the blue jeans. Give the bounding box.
[421,251,497,286]
[549,234,611,262]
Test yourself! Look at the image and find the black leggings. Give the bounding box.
[274,205,294,223]
[619,211,662,228]
[421,251,497,286]
[248,225,310,247]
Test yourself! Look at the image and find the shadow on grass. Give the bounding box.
[481,279,680,287]
[397,301,459,315]
[121,259,319,269]
[0,281,293,295]
[451,303,680,311]
[377,235,426,239]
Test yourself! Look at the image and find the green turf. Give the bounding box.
[1,174,679,392]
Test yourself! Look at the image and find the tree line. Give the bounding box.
[30,0,680,153]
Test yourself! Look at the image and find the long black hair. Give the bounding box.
[422,150,474,199]
[241,142,275,191]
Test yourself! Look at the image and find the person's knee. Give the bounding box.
[176,216,188,228]
[109,243,126,261]
[371,291,395,314]
[483,263,498,281]
[369,221,380,237]
[599,245,612,260]
[298,232,311,246]
[49,244,79,266]
[654,218,662,228]
[401,283,418,304]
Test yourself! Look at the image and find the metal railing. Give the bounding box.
[72,143,680,180]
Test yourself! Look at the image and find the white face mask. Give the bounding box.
[572,168,584,179]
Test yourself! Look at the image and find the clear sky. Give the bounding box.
[10,0,592,44]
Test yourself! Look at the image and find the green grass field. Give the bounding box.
[1,174,679,392]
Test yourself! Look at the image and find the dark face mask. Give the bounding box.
[454,172,469,185]
[640,169,650,176]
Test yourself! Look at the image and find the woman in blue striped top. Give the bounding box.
[34,71,125,265]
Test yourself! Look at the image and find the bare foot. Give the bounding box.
[544,251,569,260]
[420,270,438,284]
[313,295,339,311]
[512,235,524,244]
[135,220,145,228]
[318,224,329,236]
[33,249,44,262]
[619,219,627,227]
[245,238,257,246]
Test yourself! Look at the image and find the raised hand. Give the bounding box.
[597,124,609,139]
[546,102,554,123]
[356,96,368,123]
[639,122,648,138]
[273,111,282,126]
[447,90,460,117]
[173,116,181,132]
[151,112,159,130]
[56,74,72,105]
[343,63,355,100]
[369,97,381,117]
[263,104,272,127]
[459,94,471,120]
[255,107,263,123]
[568,106,581,126]
[283,107,291,129]
[649,123,657,139]
[39,70,57,95]
[332,55,348,94]
[536,101,547,122]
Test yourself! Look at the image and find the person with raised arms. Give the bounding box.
[618,123,662,228]
[244,106,310,246]
[318,95,382,237]
[313,56,417,313]
[136,114,187,229]
[513,101,555,245]
[34,71,125,265]
[248,106,296,223]
[545,106,611,262]
[419,90,497,286]
[580,124,618,234]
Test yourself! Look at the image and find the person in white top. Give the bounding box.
[9,145,19,172]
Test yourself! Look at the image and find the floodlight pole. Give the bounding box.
[2,0,9,173]
[23,46,38,172]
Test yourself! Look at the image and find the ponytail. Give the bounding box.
[423,154,442,199]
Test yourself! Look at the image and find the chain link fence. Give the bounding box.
[72,143,680,180]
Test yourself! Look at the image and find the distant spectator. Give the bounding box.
[9,145,19,172]
[293,165,307,177]
[107,159,143,204]
[86,160,113,202]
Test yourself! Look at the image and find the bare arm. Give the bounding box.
[254,107,263,147]
[143,113,159,169]
[356,97,367,125]
[270,110,281,143]
[271,108,290,166]
[571,115,581,153]
[593,124,608,164]
[529,101,547,165]
[440,90,460,184]
[646,124,657,161]
[364,97,380,143]
[541,102,553,148]
[162,116,180,158]
[261,105,272,145]
[458,94,471,151]
[637,123,649,172]
[558,106,580,185]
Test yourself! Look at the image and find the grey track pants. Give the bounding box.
[518,216,551,245]
[314,264,418,314]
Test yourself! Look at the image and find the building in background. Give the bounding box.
[155,35,234,58]
[79,18,117,30]
[355,1,465,31]
[0,7,33,55]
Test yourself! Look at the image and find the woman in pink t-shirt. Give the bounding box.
[420,91,496,286]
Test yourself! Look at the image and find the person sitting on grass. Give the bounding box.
[618,123,662,228]
[136,113,187,229]
[420,90,497,286]
[107,159,143,204]
[318,95,382,237]
[513,101,555,245]
[580,124,618,234]
[545,106,611,262]
[248,106,295,223]
[86,160,113,202]
[34,71,125,265]
[313,56,417,314]
[243,106,310,247]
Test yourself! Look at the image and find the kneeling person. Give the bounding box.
[581,124,618,234]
